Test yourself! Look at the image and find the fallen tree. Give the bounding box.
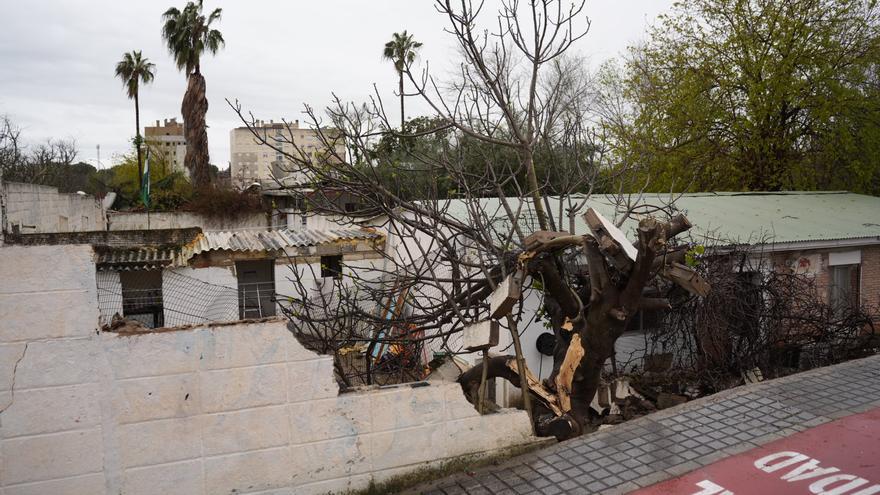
[228,0,708,439]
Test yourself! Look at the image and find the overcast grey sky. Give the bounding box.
[0,1,672,169]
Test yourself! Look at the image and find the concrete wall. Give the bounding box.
[0,244,537,494]
[2,182,106,234]
[107,211,268,231]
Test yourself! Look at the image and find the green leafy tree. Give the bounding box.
[115,50,156,194]
[100,149,193,210]
[610,0,880,193]
[161,0,224,188]
[382,31,423,129]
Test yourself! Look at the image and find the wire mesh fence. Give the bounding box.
[96,269,278,328]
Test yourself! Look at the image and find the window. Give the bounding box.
[829,264,860,314]
[120,270,164,328]
[236,260,276,319]
[828,251,861,315]
[321,255,342,279]
[344,202,356,213]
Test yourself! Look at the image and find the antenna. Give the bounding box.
[96,144,101,169]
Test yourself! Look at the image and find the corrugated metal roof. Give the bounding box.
[437,192,880,245]
[190,228,382,255]
[95,247,179,271]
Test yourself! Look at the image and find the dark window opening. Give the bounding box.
[121,270,164,328]
[829,264,860,314]
[321,255,343,279]
[344,202,356,213]
[236,260,276,319]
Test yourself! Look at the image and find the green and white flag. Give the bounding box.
[141,149,150,208]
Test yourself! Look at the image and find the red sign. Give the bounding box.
[634,408,880,495]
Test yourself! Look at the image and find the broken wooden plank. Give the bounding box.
[584,208,637,271]
[489,269,524,319]
[462,320,500,351]
[662,262,711,297]
[504,358,563,416]
[555,333,586,413]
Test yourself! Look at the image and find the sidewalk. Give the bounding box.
[406,355,880,494]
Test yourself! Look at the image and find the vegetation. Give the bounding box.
[0,115,93,193]
[382,31,423,129]
[604,0,880,194]
[161,0,224,188]
[95,149,193,210]
[114,50,156,193]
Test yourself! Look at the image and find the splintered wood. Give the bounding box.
[555,334,585,413]
[663,262,711,296]
[504,358,563,416]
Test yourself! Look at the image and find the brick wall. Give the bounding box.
[860,246,880,311]
[0,244,537,494]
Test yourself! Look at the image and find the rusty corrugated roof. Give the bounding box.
[95,247,180,271]
[189,228,382,255]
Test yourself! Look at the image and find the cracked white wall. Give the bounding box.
[0,244,538,494]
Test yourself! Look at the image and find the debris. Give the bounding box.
[583,208,637,270]
[662,262,711,297]
[504,358,563,416]
[106,313,151,334]
[338,343,367,356]
[489,270,524,319]
[462,320,500,351]
[743,367,764,384]
[556,334,586,413]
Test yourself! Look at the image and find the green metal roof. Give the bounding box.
[437,192,880,246]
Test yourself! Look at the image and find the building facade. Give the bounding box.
[144,118,187,175]
[230,120,345,189]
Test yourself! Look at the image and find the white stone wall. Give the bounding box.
[107,211,268,231]
[0,244,538,494]
[2,182,106,234]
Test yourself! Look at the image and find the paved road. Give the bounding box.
[407,355,880,495]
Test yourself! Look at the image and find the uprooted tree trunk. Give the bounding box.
[459,211,706,440]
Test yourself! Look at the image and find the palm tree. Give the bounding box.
[382,31,422,129]
[161,0,224,188]
[115,50,156,193]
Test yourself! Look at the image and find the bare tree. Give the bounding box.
[0,116,79,188]
[229,0,707,440]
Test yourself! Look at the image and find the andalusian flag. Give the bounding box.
[141,149,151,208]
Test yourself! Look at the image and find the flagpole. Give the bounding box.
[143,148,151,230]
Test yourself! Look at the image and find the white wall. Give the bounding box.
[107,211,268,231]
[0,244,538,495]
[3,182,106,234]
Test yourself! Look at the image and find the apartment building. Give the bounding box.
[230,120,345,188]
[144,118,187,175]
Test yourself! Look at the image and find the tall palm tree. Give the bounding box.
[115,50,155,193]
[383,31,422,129]
[161,0,224,188]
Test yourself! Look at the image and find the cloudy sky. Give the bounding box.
[0,1,673,170]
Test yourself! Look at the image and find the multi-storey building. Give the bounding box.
[144,118,187,175]
[229,120,345,188]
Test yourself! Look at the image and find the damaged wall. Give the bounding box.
[0,244,537,495]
